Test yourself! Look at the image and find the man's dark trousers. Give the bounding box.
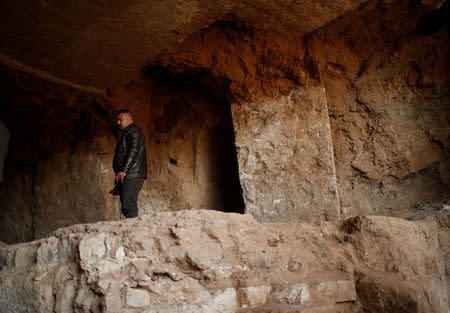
[119,177,144,218]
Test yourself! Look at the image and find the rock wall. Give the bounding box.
[1,0,449,243]
[153,2,450,219]
[33,152,119,239]
[232,85,339,222]
[108,74,244,214]
[153,21,342,222]
[0,164,34,243]
[0,58,246,244]
[0,210,448,313]
[0,59,118,243]
[309,1,450,217]
[0,0,370,89]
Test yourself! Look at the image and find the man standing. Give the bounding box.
[112,109,147,218]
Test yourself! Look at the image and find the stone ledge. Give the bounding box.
[0,210,447,313]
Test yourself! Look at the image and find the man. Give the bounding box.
[112,109,147,218]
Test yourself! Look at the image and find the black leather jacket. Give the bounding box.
[113,124,147,179]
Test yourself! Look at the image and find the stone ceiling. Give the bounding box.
[0,0,371,89]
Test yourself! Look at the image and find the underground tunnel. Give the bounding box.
[0,0,449,312]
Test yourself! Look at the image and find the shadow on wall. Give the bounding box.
[0,62,115,244]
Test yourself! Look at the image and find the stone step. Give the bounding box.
[237,279,357,312]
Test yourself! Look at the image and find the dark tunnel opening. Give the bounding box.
[207,119,246,214]
[143,66,245,214]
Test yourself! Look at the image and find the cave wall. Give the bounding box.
[0,164,34,243]
[0,60,118,243]
[0,59,245,243]
[153,22,342,222]
[1,1,449,243]
[232,85,339,222]
[309,1,450,217]
[154,2,450,220]
[107,75,244,215]
[0,54,249,244]
[32,151,119,239]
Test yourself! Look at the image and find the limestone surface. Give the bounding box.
[0,210,448,313]
[232,85,339,222]
[152,1,450,220]
[310,1,450,217]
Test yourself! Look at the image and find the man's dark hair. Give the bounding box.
[118,109,133,120]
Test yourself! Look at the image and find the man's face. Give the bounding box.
[117,113,132,129]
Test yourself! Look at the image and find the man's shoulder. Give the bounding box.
[127,124,144,136]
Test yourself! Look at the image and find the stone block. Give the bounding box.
[276,283,311,305]
[239,285,271,308]
[201,288,238,313]
[314,280,356,304]
[14,245,37,267]
[126,287,150,308]
[37,237,58,263]
[232,86,340,223]
[79,234,107,262]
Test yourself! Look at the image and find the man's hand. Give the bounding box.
[116,171,127,183]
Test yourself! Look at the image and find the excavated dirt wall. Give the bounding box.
[154,22,341,222]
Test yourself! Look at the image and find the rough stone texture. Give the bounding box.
[232,85,339,222]
[309,1,450,217]
[0,51,246,243]
[33,151,119,239]
[0,164,34,243]
[126,288,150,308]
[108,76,244,215]
[0,210,448,313]
[153,21,342,222]
[153,21,310,103]
[1,0,449,242]
[0,58,118,242]
[0,0,370,89]
[149,1,450,220]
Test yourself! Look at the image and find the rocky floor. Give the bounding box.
[0,210,448,313]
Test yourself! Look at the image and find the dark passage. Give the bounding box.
[145,66,245,214]
[208,123,245,214]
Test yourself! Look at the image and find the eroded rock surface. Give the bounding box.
[0,210,448,312]
[0,0,370,89]
[0,0,448,244]
[311,1,450,217]
[153,1,450,220]
[0,58,117,243]
[232,85,339,222]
